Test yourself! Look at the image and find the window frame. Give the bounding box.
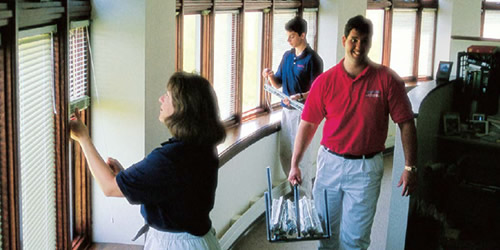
[0,1,92,249]
[367,0,438,82]
[481,0,500,39]
[176,0,319,125]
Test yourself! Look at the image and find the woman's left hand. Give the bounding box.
[69,108,90,143]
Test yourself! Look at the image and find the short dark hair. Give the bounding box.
[164,72,226,146]
[344,15,373,38]
[285,16,307,36]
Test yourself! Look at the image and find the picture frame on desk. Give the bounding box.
[436,61,453,84]
[444,112,461,135]
[470,120,489,136]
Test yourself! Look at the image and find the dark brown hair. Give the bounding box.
[164,72,226,146]
[344,15,373,38]
[285,16,307,36]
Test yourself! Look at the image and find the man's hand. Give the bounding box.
[262,68,274,79]
[69,108,90,143]
[398,170,417,196]
[288,166,302,186]
[107,157,124,175]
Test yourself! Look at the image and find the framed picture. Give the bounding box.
[470,120,489,136]
[436,61,453,83]
[443,112,460,135]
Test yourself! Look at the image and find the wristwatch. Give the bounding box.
[404,165,417,173]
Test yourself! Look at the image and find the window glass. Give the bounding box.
[390,9,416,77]
[303,10,317,50]
[183,14,201,74]
[18,32,56,250]
[418,10,436,77]
[366,9,385,64]
[271,12,295,105]
[484,10,500,39]
[214,13,238,120]
[242,11,263,112]
[69,26,90,109]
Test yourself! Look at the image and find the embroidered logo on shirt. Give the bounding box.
[297,64,305,68]
[365,90,381,98]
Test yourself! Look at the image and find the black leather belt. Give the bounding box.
[323,146,380,160]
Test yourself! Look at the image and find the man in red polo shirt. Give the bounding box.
[288,15,417,249]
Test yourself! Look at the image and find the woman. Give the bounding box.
[70,72,226,249]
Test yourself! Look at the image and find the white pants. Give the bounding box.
[280,108,314,197]
[144,227,221,250]
[313,146,384,250]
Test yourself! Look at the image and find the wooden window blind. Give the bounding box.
[18,29,57,250]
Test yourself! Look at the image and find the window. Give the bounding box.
[214,12,239,120]
[418,9,436,77]
[366,9,385,64]
[176,0,319,124]
[183,14,202,73]
[69,21,92,249]
[18,29,57,250]
[390,9,416,78]
[242,12,263,113]
[303,9,318,52]
[482,0,500,39]
[271,11,296,105]
[0,1,91,249]
[367,0,437,81]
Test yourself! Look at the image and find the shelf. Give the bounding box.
[437,134,500,149]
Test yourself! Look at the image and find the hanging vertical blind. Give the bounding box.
[18,30,56,250]
[69,24,89,107]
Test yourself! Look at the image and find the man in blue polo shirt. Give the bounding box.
[262,16,323,197]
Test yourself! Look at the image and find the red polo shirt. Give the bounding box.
[302,59,414,155]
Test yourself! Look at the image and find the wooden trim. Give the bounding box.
[260,11,271,112]
[484,1,500,10]
[200,7,214,83]
[451,35,500,42]
[430,9,437,79]
[1,1,21,248]
[176,3,184,72]
[367,0,392,9]
[382,8,392,66]
[392,1,419,9]
[235,2,244,117]
[54,27,72,250]
[412,8,422,78]
[219,118,280,167]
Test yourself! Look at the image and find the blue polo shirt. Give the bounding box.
[116,138,219,236]
[274,45,323,107]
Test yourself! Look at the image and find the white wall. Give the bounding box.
[90,0,175,244]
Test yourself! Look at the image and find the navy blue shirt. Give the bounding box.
[116,138,219,236]
[274,45,323,107]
